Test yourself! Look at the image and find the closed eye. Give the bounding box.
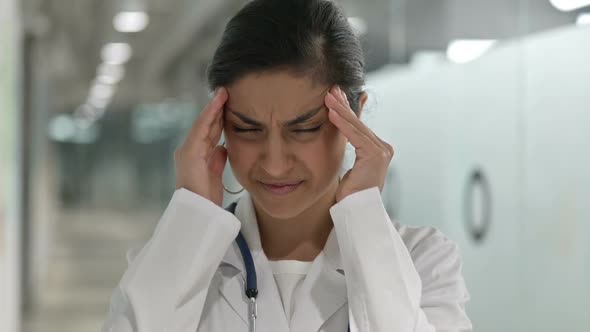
[232,125,323,134]
[232,127,261,133]
[293,124,323,133]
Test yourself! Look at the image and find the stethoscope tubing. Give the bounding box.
[227,202,350,332]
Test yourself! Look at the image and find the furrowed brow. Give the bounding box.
[226,107,263,126]
[285,105,325,126]
[226,104,325,127]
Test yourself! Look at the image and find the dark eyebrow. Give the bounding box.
[226,105,326,127]
[285,105,325,126]
[226,107,263,126]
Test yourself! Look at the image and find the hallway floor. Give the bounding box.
[23,207,158,332]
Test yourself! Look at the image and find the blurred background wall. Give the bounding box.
[1,0,23,331]
[1,0,589,331]
[365,27,590,330]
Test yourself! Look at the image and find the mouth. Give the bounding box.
[259,181,303,195]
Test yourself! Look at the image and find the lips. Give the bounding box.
[259,181,303,195]
[262,181,301,186]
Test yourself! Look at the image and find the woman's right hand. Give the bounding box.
[174,88,228,206]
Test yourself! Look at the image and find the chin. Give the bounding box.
[258,203,307,220]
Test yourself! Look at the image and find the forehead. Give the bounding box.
[226,70,330,119]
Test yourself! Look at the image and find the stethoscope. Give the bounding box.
[225,202,350,332]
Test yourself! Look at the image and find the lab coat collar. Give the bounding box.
[220,188,345,271]
[219,190,347,331]
[219,190,263,272]
[289,231,347,331]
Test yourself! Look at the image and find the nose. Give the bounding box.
[259,137,294,179]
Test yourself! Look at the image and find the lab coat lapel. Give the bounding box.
[252,250,291,332]
[290,230,348,332]
[218,192,290,332]
[218,251,291,332]
[217,263,249,325]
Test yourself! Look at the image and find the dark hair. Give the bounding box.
[207,0,365,114]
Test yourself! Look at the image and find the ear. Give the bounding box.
[357,92,368,119]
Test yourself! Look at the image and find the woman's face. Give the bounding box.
[224,70,347,219]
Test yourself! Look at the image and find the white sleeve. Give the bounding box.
[102,188,241,332]
[329,187,472,332]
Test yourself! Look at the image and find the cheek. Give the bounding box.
[321,123,347,160]
[225,139,258,181]
[298,129,346,174]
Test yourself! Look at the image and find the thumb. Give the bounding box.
[208,145,228,177]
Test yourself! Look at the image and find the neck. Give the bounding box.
[254,180,338,262]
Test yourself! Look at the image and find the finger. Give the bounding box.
[208,105,225,148]
[328,108,375,149]
[208,144,228,177]
[325,91,378,145]
[375,135,395,159]
[196,87,228,142]
[202,109,225,161]
[337,86,350,107]
[329,87,393,158]
[185,87,228,148]
[325,90,355,121]
[329,87,388,148]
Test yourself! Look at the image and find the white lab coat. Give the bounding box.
[102,187,472,332]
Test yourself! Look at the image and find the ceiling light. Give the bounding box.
[89,83,115,101]
[113,11,149,33]
[348,17,368,36]
[446,39,497,64]
[549,0,590,11]
[87,97,111,109]
[577,13,590,25]
[101,43,132,65]
[73,104,105,127]
[96,63,125,84]
[48,114,76,142]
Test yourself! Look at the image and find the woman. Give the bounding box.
[103,0,472,331]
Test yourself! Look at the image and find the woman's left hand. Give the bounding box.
[325,86,395,203]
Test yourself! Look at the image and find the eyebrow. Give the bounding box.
[226,105,326,127]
